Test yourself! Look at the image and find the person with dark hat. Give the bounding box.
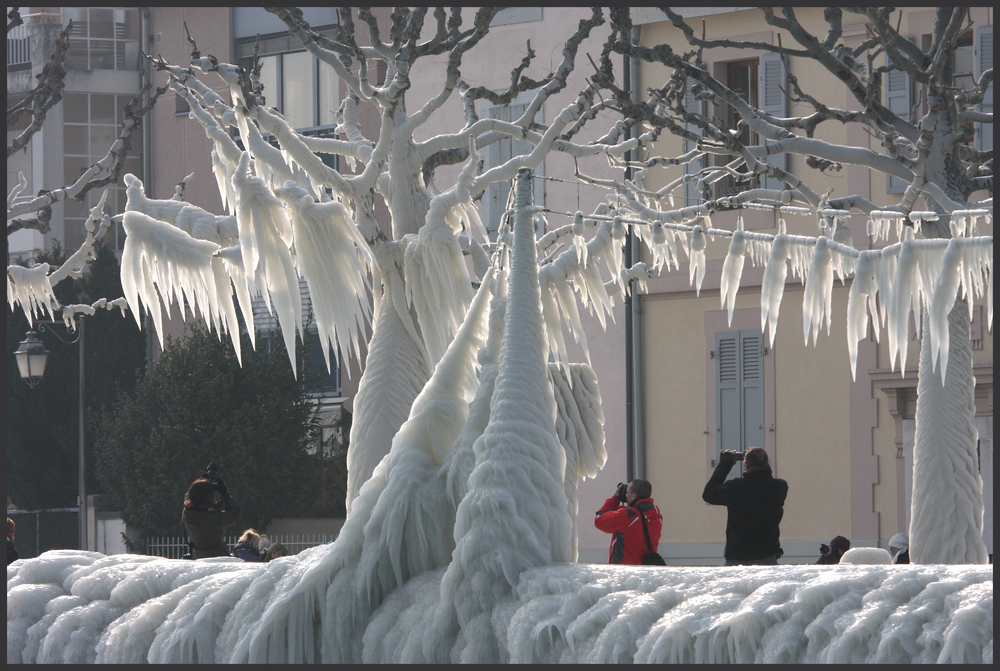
[702,446,788,565]
[816,535,851,564]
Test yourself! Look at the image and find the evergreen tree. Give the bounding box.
[94,323,322,537]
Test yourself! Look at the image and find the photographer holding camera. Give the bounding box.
[702,447,788,566]
[181,463,242,559]
[594,479,664,565]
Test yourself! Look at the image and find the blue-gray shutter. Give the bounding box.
[716,332,742,479]
[716,329,765,478]
[884,54,913,194]
[683,87,707,206]
[758,53,787,192]
[740,330,765,451]
[975,26,993,155]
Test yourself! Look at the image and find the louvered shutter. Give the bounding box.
[716,332,742,468]
[683,87,707,206]
[716,329,766,478]
[884,54,913,194]
[740,331,765,451]
[975,26,993,154]
[758,53,788,192]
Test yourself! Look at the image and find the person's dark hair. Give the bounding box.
[264,542,288,561]
[184,478,216,510]
[744,446,768,469]
[629,479,652,500]
[829,535,851,555]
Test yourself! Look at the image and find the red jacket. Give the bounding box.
[594,496,663,565]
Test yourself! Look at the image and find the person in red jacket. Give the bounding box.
[594,479,663,565]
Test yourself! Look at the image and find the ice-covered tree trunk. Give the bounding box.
[346,257,431,512]
[434,169,572,662]
[910,297,988,564]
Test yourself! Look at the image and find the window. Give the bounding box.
[63,8,140,71]
[62,92,141,252]
[714,59,760,199]
[715,329,765,477]
[481,92,545,240]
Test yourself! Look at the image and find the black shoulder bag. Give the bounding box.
[638,509,666,566]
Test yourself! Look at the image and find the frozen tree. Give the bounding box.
[599,7,991,563]
[6,7,165,326]
[114,6,653,517]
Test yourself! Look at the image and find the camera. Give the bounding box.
[820,543,830,555]
[616,482,628,503]
[203,462,221,484]
[732,452,745,461]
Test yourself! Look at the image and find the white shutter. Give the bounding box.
[884,53,913,194]
[683,87,707,206]
[975,26,993,154]
[758,53,788,192]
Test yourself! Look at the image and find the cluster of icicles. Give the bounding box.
[620,203,992,384]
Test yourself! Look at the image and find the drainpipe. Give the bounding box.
[623,30,634,482]
[629,25,645,481]
[623,25,645,482]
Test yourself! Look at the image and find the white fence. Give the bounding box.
[143,533,333,559]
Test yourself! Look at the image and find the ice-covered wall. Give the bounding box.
[7,550,992,664]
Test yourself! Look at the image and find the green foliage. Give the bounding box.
[94,323,322,536]
[6,241,146,510]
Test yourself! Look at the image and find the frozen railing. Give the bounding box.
[142,533,334,559]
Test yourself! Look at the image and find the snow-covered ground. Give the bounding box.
[6,549,993,664]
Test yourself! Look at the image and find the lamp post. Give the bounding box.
[15,316,87,551]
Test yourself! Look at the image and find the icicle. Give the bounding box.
[760,234,789,347]
[720,230,747,326]
[7,264,57,325]
[846,251,880,380]
[928,238,963,382]
[802,237,834,347]
[689,223,707,295]
[571,211,587,266]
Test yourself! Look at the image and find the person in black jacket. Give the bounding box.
[702,446,788,565]
[815,535,851,564]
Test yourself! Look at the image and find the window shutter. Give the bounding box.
[884,53,913,194]
[975,26,993,154]
[683,87,707,206]
[716,332,742,466]
[740,331,765,451]
[758,53,787,192]
[716,329,765,478]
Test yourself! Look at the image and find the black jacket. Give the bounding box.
[702,461,788,562]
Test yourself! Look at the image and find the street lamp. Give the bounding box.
[16,317,88,551]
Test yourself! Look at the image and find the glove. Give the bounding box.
[718,450,737,467]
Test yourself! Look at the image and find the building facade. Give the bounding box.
[623,7,993,564]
